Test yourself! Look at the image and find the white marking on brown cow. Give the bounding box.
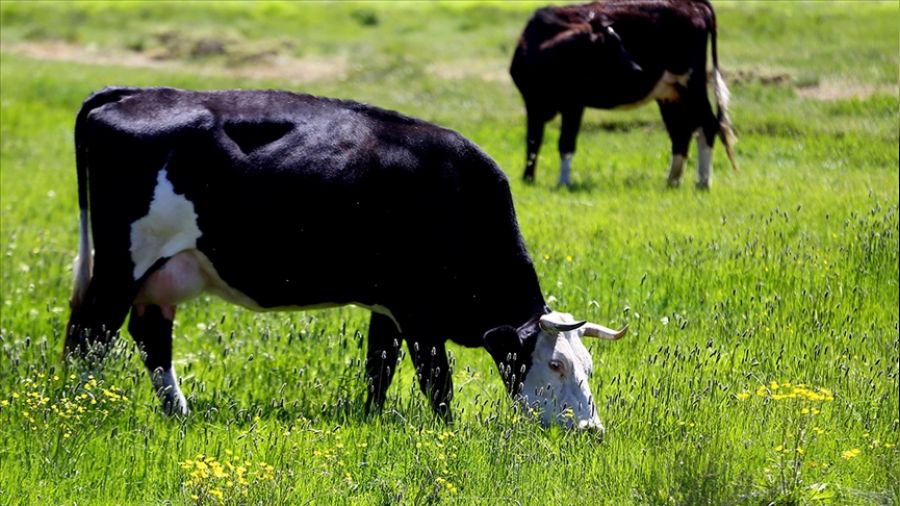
[130,169,202,280]
[697,130,713,189]
[615,70,691,110]
[558,152,574,186]
[667,153,686,187]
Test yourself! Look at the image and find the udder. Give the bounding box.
[134,250,208,309]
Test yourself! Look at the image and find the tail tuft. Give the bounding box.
[714,69,739,172]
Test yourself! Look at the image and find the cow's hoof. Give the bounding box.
[667,178,682,188]
[523,174,535,184]
[161,392,189,417]
[695,181,711,191]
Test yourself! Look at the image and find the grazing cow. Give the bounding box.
[510,0,737,188]
[64,87,628,431]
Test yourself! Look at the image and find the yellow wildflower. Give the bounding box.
[841,448,861,460]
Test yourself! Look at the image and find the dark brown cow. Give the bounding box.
[510,0,737,188]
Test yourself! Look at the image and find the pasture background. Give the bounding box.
[0,1,897,504]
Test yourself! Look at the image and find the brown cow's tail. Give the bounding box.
[708,2,739,171]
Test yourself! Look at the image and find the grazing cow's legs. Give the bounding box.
[696,130,714,190]
[695,91,719,190]
[523,104,548,182]
[558,106,585,186]
[658,101,694,188]
[128,304,188,416]
[64,260,137,358]
[407,337,453,421]
[364,312,402,414]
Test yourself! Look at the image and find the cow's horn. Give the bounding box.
[583,322,628,340]
[539,314,586,333]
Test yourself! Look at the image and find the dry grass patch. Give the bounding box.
[1,40,348,83]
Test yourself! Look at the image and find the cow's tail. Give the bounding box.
[65,87,138,357]
[70,101,95,310]
[707,2,738,172]
[69,87,137,309]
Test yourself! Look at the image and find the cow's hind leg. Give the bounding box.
[523,102,552,183]
[64,260,137,360]
[128,304,188,416]
[557,106,584,187]
[364,312,402,415]
[695,93,719,190]
[407,338,453,422]
[658,100,695,188]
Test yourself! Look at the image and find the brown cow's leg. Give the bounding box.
[695,91,719,190]
[523,104,548,183]
[364,312,402,415]
[558,106,584,186]
[658,100,695,188]
[128,304,188,416]
[407,337,453,422]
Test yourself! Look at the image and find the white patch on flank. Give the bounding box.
[519,311,603,432]
[667,153,686,187]
[129,169,202,280]
[558,152,574,187]
[71,209,94,306]
[616,70,691,110]
[696,130,713,189]
[152,366,188,416]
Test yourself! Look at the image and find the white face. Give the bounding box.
[519,312,604,432]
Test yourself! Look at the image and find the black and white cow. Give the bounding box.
[64,87,627,431]
[510,0,737,188]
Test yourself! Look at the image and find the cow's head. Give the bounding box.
[590,18,643,75]
[484,311,626,433]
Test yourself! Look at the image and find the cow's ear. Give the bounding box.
[483,325,522,366]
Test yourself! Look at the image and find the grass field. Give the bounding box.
[1,1,898,504]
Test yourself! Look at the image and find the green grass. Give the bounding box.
[1,1,898,504]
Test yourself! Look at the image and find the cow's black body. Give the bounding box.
[510,0,737,186]
[66,87,548,417]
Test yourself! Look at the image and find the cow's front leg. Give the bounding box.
[658,101,694,188]
[407,338,453,422]
[558,106,584,186]
[364,312,402,414]
[128,304,188,416]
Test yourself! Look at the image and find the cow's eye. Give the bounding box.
[548,359,564,374]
